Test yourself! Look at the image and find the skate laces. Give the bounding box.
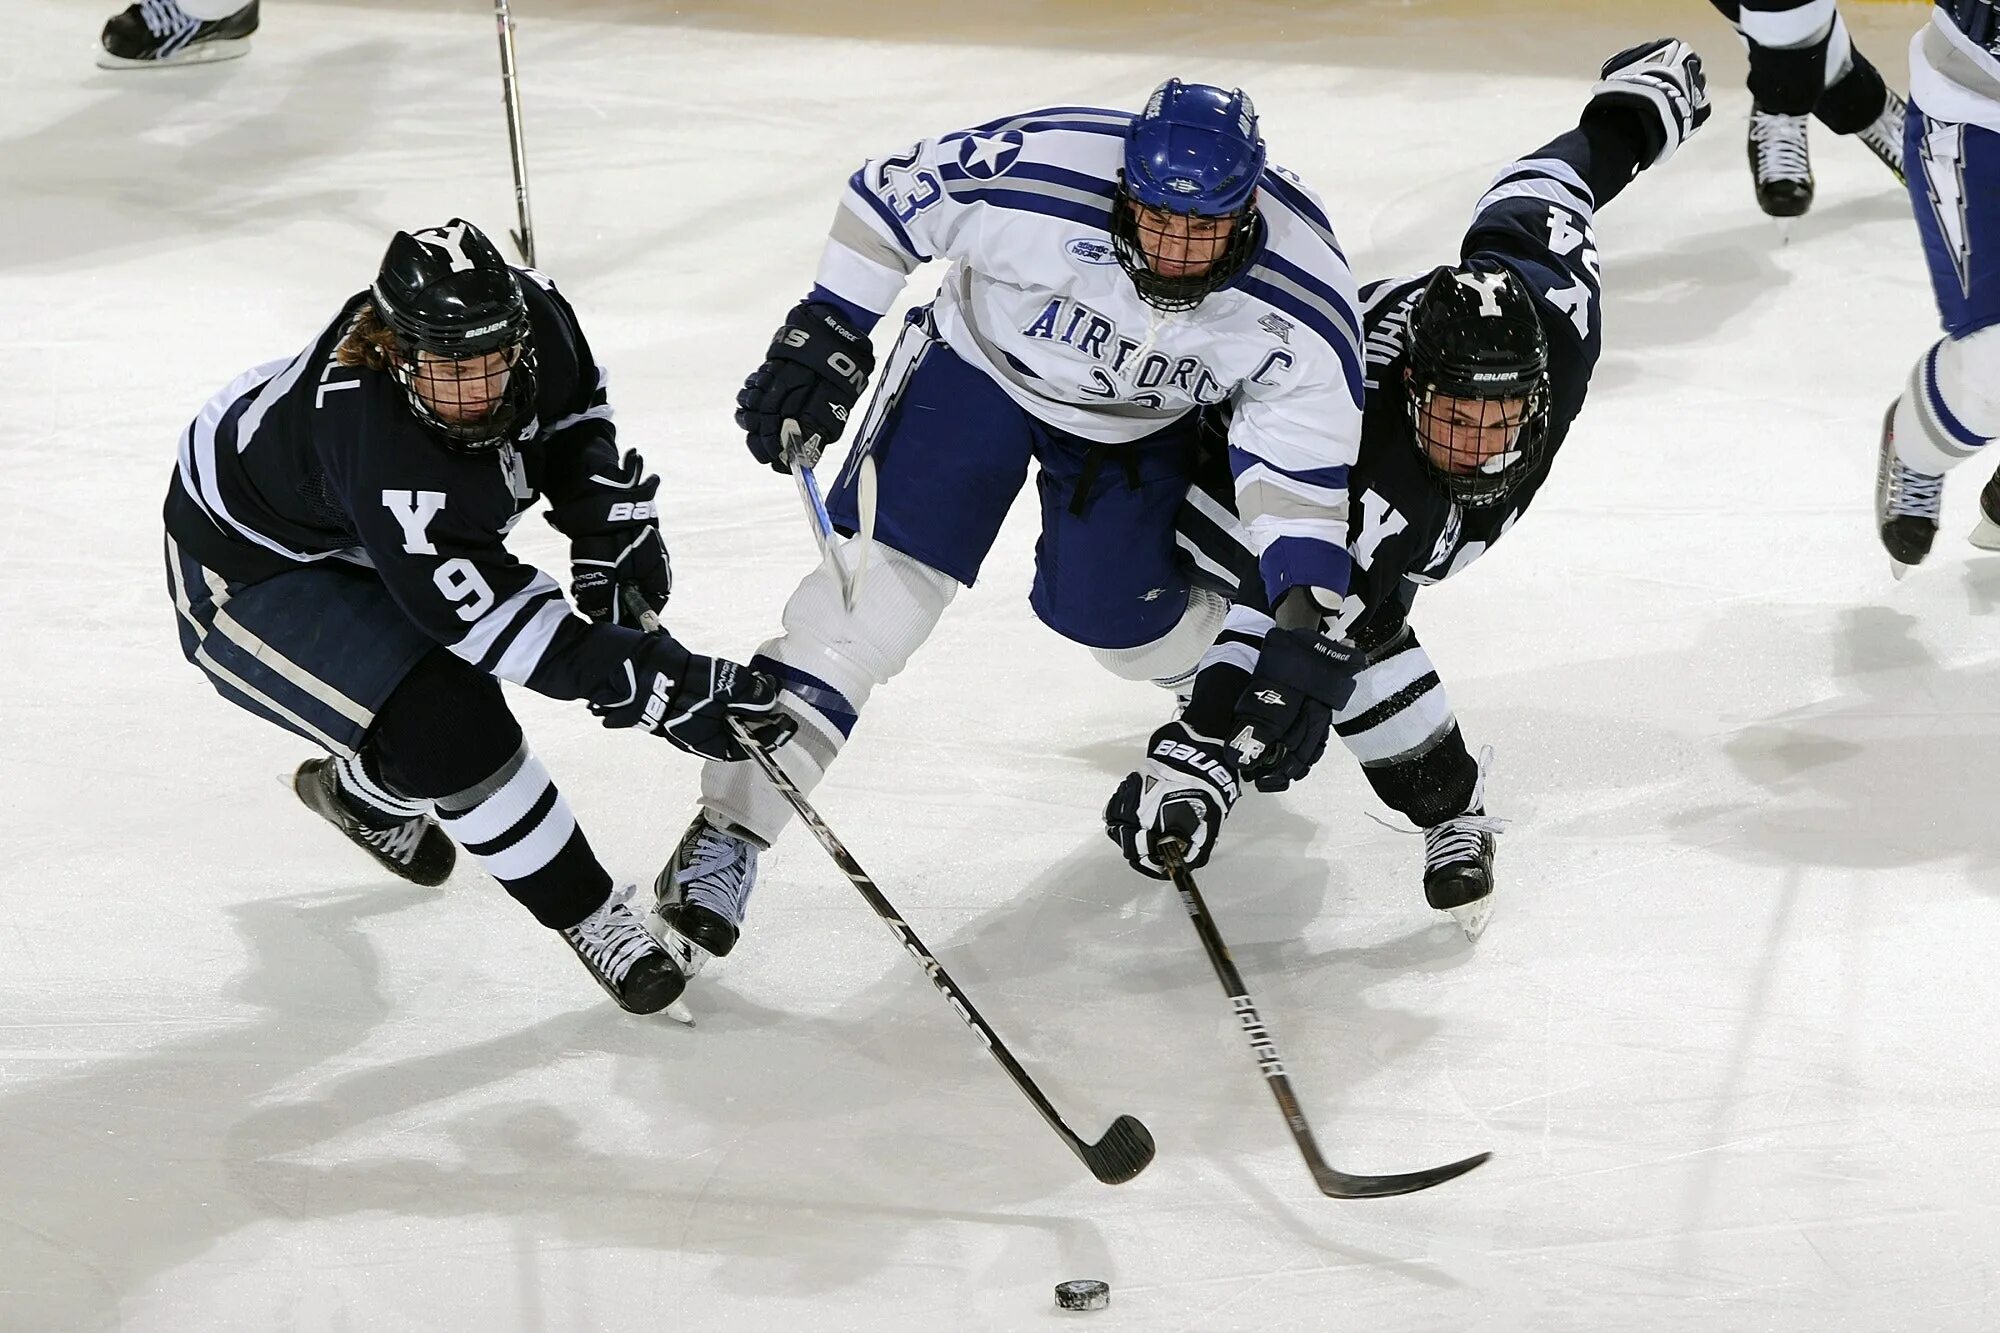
[358,819,425,864]
[1750,111,1811,183]
[1858,94,1907,176]
[564,884,658,983]
[139,0,194,37]
[676,825,757,926]
[1423,814,1507,873]
[1887,462,1945,518]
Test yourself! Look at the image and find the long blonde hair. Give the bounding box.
[333,302,403,373]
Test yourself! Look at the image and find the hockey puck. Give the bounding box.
[1055,1279,1110,1311]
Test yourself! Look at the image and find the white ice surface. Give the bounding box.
[5,2,1998,1330]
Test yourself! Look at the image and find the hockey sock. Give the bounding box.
[1362,724,1481,828]
[699,545,956,846]
[371,649,612,930]
[1893,334,2000,475]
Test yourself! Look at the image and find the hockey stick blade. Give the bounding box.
[1083,1113,1156,1185]
[1160,845,1488,1200]
[1308,1150,1491,1200]
[726,717,1155,1185]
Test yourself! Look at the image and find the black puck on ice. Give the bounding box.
[1055,1279,1110,1311]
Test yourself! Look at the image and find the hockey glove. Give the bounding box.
[1104,721,1242,880]
[590,634,796,762]
[736,301,876,473]
[545,450,673,626]
[1230,627,1360,793]
[1587,38,1710,169]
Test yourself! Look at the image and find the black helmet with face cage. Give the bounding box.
[1404,264,1551,508]
[371,219,537,453]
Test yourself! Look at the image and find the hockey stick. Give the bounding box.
[726,715,1156,1186]
[493,0,536,266]
[1159,844,1490,1198]
[782,419,874,614]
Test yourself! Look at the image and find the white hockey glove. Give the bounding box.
[1104,722,1243,880]
[1588,38,1710,168]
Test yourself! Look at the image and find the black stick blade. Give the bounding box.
[1081,1115,1156,1185]
[1313,1150,1490,1199]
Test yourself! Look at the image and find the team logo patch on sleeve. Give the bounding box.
[957,130,1024,179]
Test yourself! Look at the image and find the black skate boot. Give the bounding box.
[649,813,760,979]
[1748,107,1814,220]
[292,757,455,887]
[1972,462,2000,552]
[1420,748,1503,942]
[98,0,259,69]
[1854,88,1907,185]
[1875,400,1943,576]
[560,884,688,1015]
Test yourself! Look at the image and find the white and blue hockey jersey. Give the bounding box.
[812,104,1367,605]
[1914,1,2000,131]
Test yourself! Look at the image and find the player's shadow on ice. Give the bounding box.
[0,877,1116,1319]
[1,39,401,273]
[1594,189,1916,370]
[1696,604,2000,877]
[0,885,424,1331]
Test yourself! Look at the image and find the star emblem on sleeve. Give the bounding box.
[957,130,1025,180]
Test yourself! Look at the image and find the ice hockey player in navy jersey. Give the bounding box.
[1104,40,1712,941]
[647,80,1368,987]
[162,218,792,1014]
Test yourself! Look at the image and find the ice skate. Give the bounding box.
[650,813,760,980]
[1748,107,1813,235]
[292,756,455,887]
[561,883,689,1016]
[1971,463,2000,551]
[1876,401,1943,577]
[98,0,258,69]
[1421,749,1504,942]
[1854,88,1907,185]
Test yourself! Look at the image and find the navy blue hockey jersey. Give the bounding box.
[163,271,646,702]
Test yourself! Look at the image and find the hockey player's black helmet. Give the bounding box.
[371,219,537,453]
[1404,263,1550,507]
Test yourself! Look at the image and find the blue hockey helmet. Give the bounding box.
[1112,80,1267,311]
[1121,79,1265,217]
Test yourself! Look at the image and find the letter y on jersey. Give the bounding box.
[381,489,448,554]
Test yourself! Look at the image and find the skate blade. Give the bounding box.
[1447,899,1493,943]
[663,999,695,1026]
[645,908,715,979]
[1889,559,1913,582]
[1773,217,1793,246]
[96,38,252,70]
[1970,515,2000,552]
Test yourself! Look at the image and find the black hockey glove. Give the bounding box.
[1104,721,1243,880]
[1229,627,1361,793]
[589,634,796,762]
[545,451,673,626]
[736,301,876,473]
[1587,38,1710,169]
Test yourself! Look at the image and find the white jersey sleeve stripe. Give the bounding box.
[487,600,576,687]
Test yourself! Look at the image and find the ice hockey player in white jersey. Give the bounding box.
[1876,1,2000,572]
[163,218,792,1015]
[1103,41,1711,941]
[648,81,1366,985]
[1703,0,1906,223]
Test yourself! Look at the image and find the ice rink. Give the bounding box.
[6,0,1997,1328]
